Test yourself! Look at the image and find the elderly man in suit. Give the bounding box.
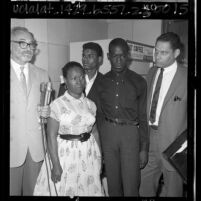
[10,26,50,195]
[139,32,187,197]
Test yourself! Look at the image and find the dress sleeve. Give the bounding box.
[50,101,60,122]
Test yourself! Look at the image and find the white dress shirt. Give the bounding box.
[11,59,29,85]
[149,61,177,126]
[85,72,97,96]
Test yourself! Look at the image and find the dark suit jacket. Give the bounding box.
[87,72,104,131]
[87,72,103,103]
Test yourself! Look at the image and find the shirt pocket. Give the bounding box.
[123,89,138,109]
[165,95,187,121]
[100,87,115,107]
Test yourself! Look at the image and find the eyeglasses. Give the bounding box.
[11,40,37,50]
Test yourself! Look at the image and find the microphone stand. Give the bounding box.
[40,116,53,196]
[40,82,58,196]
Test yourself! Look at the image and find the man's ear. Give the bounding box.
[174,49,180,59]
[98,56,103,66]
[63,77,67,85]
[107,53,110,61]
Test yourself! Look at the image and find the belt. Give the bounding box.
[105,117,139,126]
[59,132,91,142]
[149,125,158,130]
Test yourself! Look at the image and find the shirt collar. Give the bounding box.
[85,71,97,83]
[160,61,177,73]
[109,68,128,80]
[64,90,85,102]
[11,59,29,70]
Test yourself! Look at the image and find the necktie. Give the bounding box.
[20,66,27,96]
[149,68,164,123]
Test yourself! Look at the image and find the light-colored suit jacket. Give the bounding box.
[146,64,187,171]
[10,63,49,168]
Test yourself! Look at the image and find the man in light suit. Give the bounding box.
[139,32,187,197]
[10,26,50,195]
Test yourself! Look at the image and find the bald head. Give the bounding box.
[11,27,35,41]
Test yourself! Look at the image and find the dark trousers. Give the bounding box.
[100,121,140,196]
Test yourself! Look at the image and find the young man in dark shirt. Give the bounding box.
[97,38,149,196]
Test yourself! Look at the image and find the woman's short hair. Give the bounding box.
[62,61,84,79]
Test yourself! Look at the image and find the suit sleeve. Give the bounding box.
[138,78,149,152]
[95,80,105,132]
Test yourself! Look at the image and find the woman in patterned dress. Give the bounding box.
[34,61,104,196]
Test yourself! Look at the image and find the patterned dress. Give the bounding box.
[34,91,104,196]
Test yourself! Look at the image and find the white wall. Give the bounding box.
[132,20,162,46]
[108,20,134,40]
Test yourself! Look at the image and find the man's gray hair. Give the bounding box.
[11,26,35,42]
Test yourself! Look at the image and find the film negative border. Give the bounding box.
[9,2,189,18]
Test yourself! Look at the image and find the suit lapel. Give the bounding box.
[27,64,38,110]
[160,66,183,115]
[27,63,34,98]
[10,65,26,96]
[87,72,101,99]
[87,85,93,99]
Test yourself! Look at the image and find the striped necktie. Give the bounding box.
[20,66,27,96]
[149,68,164,123]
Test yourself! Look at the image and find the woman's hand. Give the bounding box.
[51,164,63,183]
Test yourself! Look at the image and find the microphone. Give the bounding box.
[40,82,52,106]
[44,82,52,106]
[40,82,46,106]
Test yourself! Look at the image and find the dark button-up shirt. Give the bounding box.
[97,69,149,151]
